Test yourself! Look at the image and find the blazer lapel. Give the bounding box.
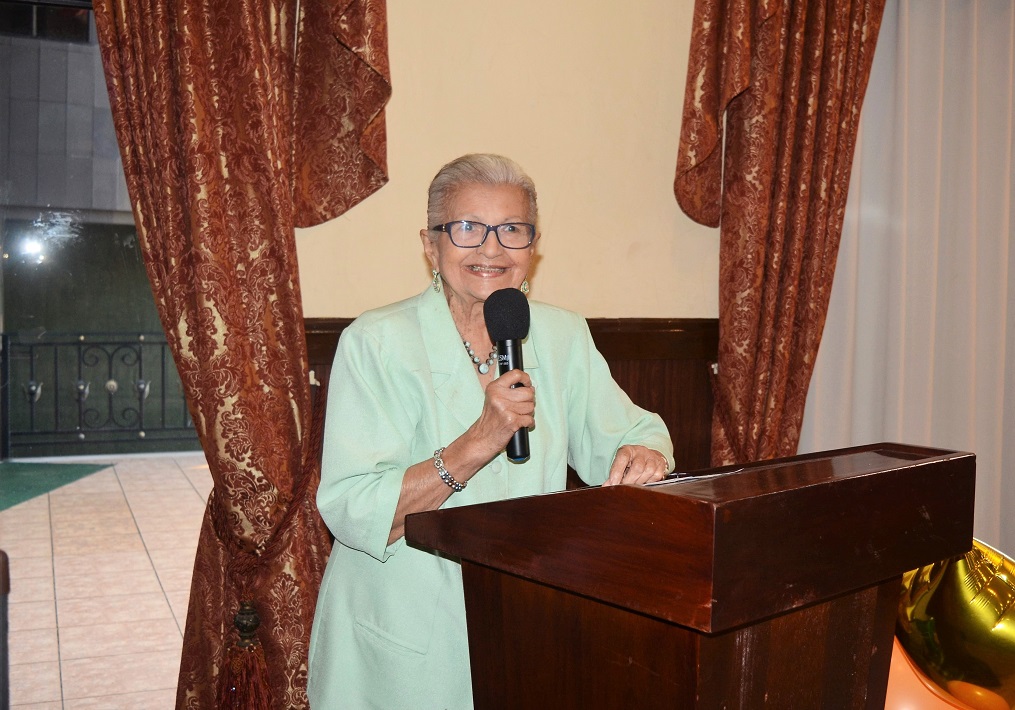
[420,288,486,435]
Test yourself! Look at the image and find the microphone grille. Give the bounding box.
[484,288,531,341]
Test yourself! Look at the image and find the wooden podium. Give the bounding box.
[404,443,975,709]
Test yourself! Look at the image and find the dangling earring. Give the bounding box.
[520,279,530,295]
[432,269,442,293]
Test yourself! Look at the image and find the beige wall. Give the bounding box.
[296,1,718,319]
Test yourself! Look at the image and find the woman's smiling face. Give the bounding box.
[422,182,538,312]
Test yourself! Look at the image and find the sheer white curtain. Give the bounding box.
[799,0,1015,555]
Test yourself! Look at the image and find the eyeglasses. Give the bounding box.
[431,221,536,249]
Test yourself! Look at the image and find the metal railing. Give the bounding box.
[1,332,199,458]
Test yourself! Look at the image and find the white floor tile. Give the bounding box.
[1,453,212,703]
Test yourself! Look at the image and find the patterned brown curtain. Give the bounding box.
[675,0,885,465]
[92,1,390,707]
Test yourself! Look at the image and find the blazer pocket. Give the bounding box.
[348,546,446,656]
[354,616,430,656]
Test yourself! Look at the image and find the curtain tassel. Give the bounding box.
[217,601,273,710]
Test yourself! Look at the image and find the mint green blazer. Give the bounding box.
[308,287,673,709]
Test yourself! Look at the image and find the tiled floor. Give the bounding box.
[1,453,212,709]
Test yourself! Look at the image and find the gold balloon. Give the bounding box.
[898,539,1015,710]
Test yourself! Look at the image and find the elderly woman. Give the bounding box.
[308,154,673,708]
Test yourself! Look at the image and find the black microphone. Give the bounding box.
[484,288,531,463]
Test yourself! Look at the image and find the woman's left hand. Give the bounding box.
[603,445,670,486]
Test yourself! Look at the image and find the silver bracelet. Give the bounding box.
[434,447,466,492]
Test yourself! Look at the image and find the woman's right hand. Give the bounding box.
[386,370,534,544]
[470,369,535,458]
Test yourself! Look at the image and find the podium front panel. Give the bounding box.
[462,564,900,710]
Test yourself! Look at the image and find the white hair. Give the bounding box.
[426,153,538,231]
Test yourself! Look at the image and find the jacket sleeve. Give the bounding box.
[316,323,420,562]
[565,315,674,485]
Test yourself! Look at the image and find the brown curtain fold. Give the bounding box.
[91,0,390,707]
[293,0,391,226]
[675,0,886,465]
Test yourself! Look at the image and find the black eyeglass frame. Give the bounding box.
[430,221,537,249]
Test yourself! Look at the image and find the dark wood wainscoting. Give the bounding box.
[305,317,717,472]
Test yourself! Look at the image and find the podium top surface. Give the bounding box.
[405,443,975,633]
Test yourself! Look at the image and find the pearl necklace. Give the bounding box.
[463,341,497,375]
